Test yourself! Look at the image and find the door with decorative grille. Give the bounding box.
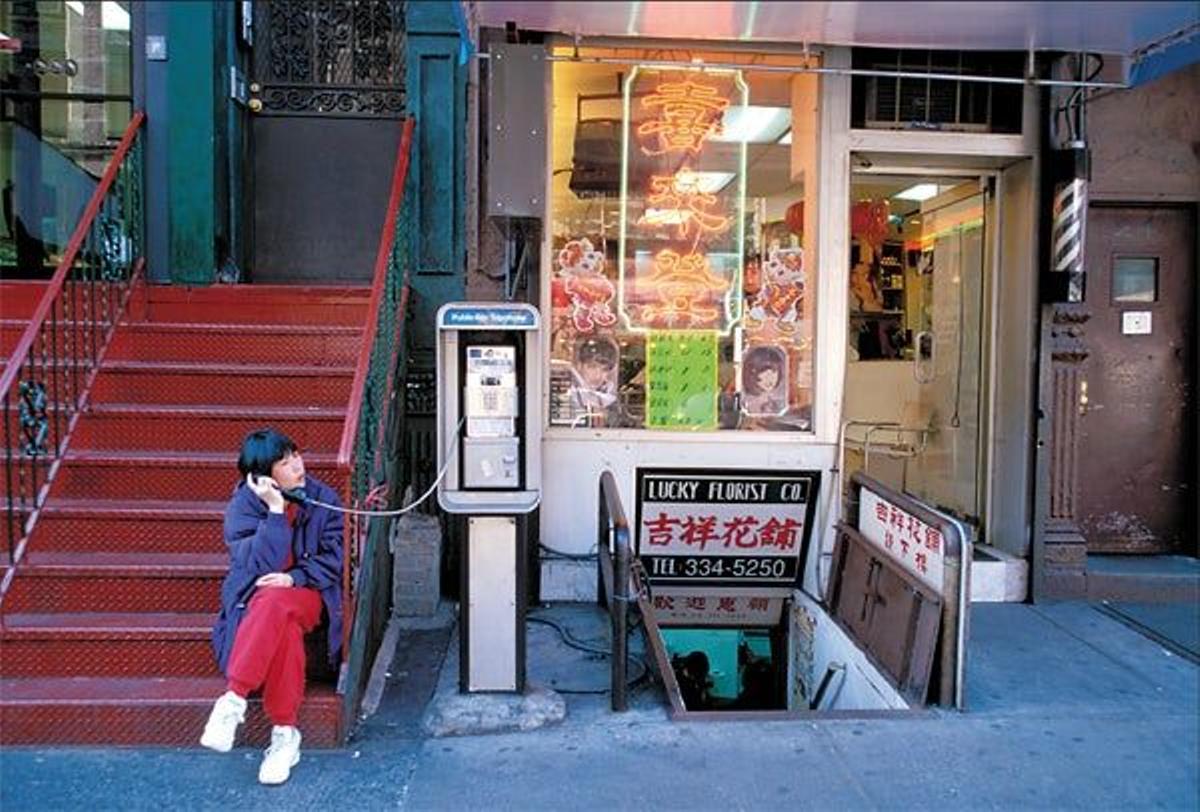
[247,0,407,283]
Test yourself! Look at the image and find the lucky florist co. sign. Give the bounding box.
[635,468,821,593]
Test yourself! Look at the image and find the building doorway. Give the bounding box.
[244,0,406,283]
[1078,205,1197,555]
[842,169,991,534]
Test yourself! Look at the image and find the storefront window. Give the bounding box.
[548,49,819,432]
[1,2,133,276]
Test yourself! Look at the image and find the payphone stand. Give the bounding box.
[436,303,541,693]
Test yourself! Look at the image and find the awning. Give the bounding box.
[476,1,1198,72]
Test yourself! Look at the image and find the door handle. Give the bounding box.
[248,98,263,113]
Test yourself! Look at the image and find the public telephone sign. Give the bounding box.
[635,468,820,591]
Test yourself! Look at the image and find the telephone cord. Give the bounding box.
[301,417,464,518]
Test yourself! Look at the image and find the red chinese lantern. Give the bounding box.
[851,199,890,248]
[784,201,805,237]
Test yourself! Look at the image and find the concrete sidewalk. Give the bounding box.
[2,601,1197,811]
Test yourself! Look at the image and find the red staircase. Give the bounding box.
[0,282,370,747]
[1,282,48,372]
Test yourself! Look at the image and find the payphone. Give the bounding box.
[436,303,541,693]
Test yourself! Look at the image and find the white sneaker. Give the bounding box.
[199,691,247,753]
[258,725,302,785]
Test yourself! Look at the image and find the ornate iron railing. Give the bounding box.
[336,116,416,728]
[1,111,146,568]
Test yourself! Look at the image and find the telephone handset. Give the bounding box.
[250,473,308,505]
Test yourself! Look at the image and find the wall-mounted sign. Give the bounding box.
[858,487,945,592]
[438,305,538,329]
[1121,310,1152,335]
[650,591,783,627]
[645,331,719,430]
[635,468,821,593]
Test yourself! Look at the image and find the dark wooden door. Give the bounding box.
[1078,205,1196,553]
[248,1,406,283]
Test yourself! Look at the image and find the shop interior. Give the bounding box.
[841,170,988,526]
[547,49,818,433]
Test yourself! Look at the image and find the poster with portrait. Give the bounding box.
[740,344,789,417]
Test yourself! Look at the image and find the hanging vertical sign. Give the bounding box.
[618,67,747,334]
[618,67,748,431]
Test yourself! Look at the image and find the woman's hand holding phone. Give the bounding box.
[246,473,286,514]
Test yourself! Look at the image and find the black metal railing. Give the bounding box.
[597,469,690,714]
[597,469,634,711]
[1,111,146,566]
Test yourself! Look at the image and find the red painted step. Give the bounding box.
[90,361,355,407]
[0,612,219,678]
[1,319,29,358]
[1,281,356,748]
[127,284,370,326]
[69,404,346,452]
[26,499,226,555]
[105,323,362,366]
[47,451,347,502]
[0,281,50,319]
[0,677,342,747]
[2,551,225,613]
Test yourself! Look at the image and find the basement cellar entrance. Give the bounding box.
[598,470,971,718]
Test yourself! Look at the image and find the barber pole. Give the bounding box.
[1046,144,1090,303]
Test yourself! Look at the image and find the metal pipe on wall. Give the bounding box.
[483,51,1128,90]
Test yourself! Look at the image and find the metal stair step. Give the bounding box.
[0,676,341,747]
[0,612,219,678]
[70,404,346,452]
[1,551,226,614]
[47,450,346,502]
[105,323,363,366]
[90,360,355,406]
[127,284,370,326]
[27,498,227,555]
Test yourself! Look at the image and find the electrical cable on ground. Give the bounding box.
[526,614,650,695]
[539,543,598,561]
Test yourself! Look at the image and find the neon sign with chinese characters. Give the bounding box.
[618,68,747,336]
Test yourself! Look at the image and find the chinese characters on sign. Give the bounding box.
[857,488,945,592]
[636,469,821,592]
[619,67,747,336]
[645,331,719,429]
[650,593,784,627]
[618,68,747,429]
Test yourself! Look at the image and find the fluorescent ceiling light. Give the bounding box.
[102,2,130,31]
[674,169,736,194]
[894,183,939,202]
[65,1,130,30]
[642,209,691,226]
[711,106,791,144]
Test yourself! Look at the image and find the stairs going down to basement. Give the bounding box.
[0,283,370,748]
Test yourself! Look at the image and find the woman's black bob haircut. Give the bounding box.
[237,428,298,477]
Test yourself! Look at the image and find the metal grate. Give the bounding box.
[253,0,407,118]
[853,48,1024,134]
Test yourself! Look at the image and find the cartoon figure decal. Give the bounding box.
[747,247,805,334]
[556,238,617,333]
